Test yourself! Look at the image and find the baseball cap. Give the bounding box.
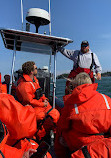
[81,40,89,46]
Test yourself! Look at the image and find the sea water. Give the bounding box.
[56,77,111,100]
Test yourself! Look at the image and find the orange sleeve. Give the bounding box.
[2,144,24,158]
[41,94,48,101]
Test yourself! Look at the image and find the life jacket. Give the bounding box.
[65,53,95,94]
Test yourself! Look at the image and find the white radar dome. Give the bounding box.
[26,8,50,32]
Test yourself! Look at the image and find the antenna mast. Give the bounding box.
[21,0,24,30]
[49,0,51,35]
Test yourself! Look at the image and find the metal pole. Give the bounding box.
[53,50,57,109]
[49,49,52,81]
[9,38,17,94]
[49,0,51,36]
[21,0,23,31]
[48,0,53,105]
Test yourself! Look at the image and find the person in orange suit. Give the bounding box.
[16,61,60,139]
[55,72,111,158]
[0,80,52,158]
[0,120,52,158]
[0,121,37,158]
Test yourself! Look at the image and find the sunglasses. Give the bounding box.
[81,44,88,47]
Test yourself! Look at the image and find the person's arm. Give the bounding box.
[58,46,75,60]
[3,143,37,158]
[3,144,24,158]
[93,53,102,80]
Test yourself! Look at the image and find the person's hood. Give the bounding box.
[17,74,36,85]
[23,74,33,82]
[63,83,98,105]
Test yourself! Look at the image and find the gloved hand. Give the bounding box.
[57,45,64,52]
[51,44,63,53]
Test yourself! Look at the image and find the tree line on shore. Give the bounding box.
[57,71,111,79]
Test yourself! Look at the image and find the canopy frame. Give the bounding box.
[0,28,73,108]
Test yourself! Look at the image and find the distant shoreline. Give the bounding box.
[57,71,111,79]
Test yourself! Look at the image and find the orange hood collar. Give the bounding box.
[63,83,98,105]
[17,74,36,85]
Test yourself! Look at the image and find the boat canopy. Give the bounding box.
[0,28,73,108]
[0,28,73,55]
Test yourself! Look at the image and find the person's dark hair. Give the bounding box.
[22,61,35,75]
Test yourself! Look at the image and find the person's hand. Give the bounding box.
[44,100,48,107]
[51,45,63,52]
[22,149,37,158]
[96,73,101,80]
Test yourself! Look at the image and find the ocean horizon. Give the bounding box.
[56,77,111,100]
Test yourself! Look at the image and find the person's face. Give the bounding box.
[81,45,89,53]
[4,75,10,83]
[33,65,38,76]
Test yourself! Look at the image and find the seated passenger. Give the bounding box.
[2,74,10,93]
[0,92,37,145]
[55,72,111,158]
[0,120,52,158]
[2,74,16,96]
[16,61,60,137]
[0,79,52,158]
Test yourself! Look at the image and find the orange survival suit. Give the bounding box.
[16,74,60,138]
[55,83,111,158]
[0,85,52,158]
[0,120,52,158]
[0,93,37,145]
[71,137,111,158]
[0,120,24,158]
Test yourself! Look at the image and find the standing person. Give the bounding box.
[16,61,60,138]
[58,40,102,94]
[55,72,111,158]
